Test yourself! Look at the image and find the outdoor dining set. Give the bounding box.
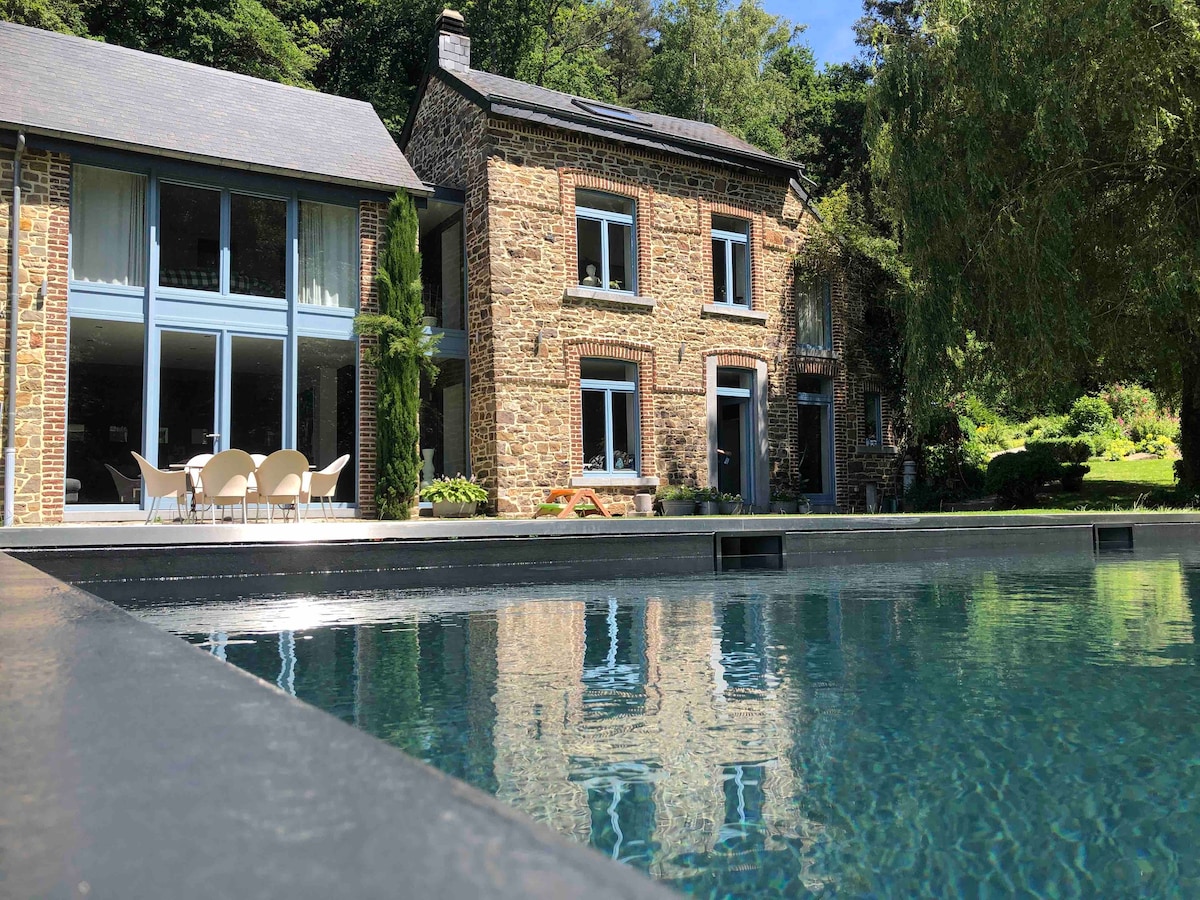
[127,449,350,524]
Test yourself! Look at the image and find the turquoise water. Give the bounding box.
[132,552,1200,897]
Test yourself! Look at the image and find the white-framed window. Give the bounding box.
[865,391,882,446]
[797,278,832,350]
[70,164,147,287]
[581,358,639,474]
[711,215,750,307]
[576,190,635,293]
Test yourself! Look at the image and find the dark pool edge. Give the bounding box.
[0,553,678,900]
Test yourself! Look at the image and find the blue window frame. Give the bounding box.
[576,190,636,294]
[797,278,832,351]
[865,391,883,446]
[580,359,639,474]
[797,376,835,502]
[711,215,750,307]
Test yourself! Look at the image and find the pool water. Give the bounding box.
[130,552,1200,897]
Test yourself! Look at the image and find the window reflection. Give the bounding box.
[158,183,220,291]
[230,193,286,298]
[716,601,771,697]
[582,599,646,718]
[572,761,658,870]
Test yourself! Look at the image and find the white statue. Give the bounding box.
[581,263,602,287]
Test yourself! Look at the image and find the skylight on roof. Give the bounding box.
[571,98,644,125]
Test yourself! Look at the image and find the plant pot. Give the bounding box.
[770,500,799,514]
[718,501,742,515]
[796,499,812,515]
[431,500,477,518]
[632,493,654,514]
[658,499,694,516]
[695,500,720,515]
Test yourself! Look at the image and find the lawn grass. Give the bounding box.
[1016,456,1179,513]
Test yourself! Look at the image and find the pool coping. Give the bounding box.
[0,552,678,900]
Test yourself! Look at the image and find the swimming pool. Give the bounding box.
[127,551,1200,897]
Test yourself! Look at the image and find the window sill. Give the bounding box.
[563,286,656,309]
[702,303,767,323]
[794,347,838,359]
[570,474,660,488]
[854,445,898,456]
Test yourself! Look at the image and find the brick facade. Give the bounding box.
[406,76,901,516]
[0,147,70,525]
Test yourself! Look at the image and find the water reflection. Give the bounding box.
[131,553,1200,897]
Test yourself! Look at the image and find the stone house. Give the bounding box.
[402,11,899,516]
[0,21,430,524]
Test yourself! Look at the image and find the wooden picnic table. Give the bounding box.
[534,487,613,519]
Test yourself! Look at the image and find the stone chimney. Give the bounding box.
[433,9,470,72]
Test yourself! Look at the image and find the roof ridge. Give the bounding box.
[0,20,373,110]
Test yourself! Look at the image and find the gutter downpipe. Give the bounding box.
[4,130,24,527]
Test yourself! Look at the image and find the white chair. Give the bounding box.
[131,452,188,524]
[300,454,350,521]
[193,449,256,524]
[104,464,142,503]
[252,449,309,523]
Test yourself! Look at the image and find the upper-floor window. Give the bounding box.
[865,391,883,446]
[711,215,750,307]
[158,184,287,298]
[581,358,639,474]
[299,200,357,308]
[71,164,147,287]
[797,279,832,350]
[576,190,635,293]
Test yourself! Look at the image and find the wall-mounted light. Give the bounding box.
[36,277,47,311]
[534,328,545,356]
[678,341,686,362]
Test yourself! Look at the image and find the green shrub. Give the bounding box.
[1126,411,1181,443]
[903,481,945,512]
[1066,395,1117,437]
[985,447,1064,506]
[1105,438,1137,460]
[1025,436,1094,464]
[658,484,695,501]
[1136,435,1177,458]
[694,486,721,502]
[1023,415,1067,440]
[420,475,488,504]
[1061,463,1090,492]
[1100,383,1156,423]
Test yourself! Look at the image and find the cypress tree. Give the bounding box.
[355,192,438,519]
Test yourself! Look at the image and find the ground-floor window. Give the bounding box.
[297,337,358,502]
[67,318,145,504]
[715,368,754,499]
[580,358,639,474]
[797,376,834,501]
[420,358,469,483]
[864,391,882,446]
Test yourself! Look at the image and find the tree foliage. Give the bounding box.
[355,193,439,518]
[869,0,1200,477]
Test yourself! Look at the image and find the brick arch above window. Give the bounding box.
[793,356,841,380]
[700,199,765,310]
[702,349,769,389]
[564,338,657,478]
[559,169,653,297]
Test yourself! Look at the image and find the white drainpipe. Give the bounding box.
[4,131,25,527]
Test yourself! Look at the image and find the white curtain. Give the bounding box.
[797,281,827,348]
[299,201,356,308]
[71,165,146,286]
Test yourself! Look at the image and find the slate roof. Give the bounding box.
[439,67,802,176]
[0,21,425,193]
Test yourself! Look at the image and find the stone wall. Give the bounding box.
[0,146,70,524]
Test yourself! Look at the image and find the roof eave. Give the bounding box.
[3,122,431,196]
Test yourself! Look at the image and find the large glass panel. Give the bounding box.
[717,396,746,496]
[577,217,603,285]
[613,390,635,471]
[712,238,728,302]
[158,330,217,464]
[300,201,357,308]
[71,165,146,286]
[230,194,286,298]
[797,280,830,349]
[298,337,357,503]
[67,318,145,503]
[419,358,468,486]
[418,203,464,328]
[865,392,882,446]
[229,336,284,455]
[582,389,608,471]
[798,403,828,495]
[158,183,220,292]
[606,221,630,291]
[576,190,633,215]
[731,242,748,305]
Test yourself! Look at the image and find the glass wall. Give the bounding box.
[158,330,218,464]
[420,358,468,484]
[66,318,145,504]
[229,194,287,298]
[158,183,221,291]
[297,337,357,503]
[300,201,357,308]
[229,336,284,454]
[70,166,146,286]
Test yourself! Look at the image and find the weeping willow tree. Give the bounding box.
[870,0,1200,480]
[355,193,439,519]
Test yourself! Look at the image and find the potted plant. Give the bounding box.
[796,495,813,515]
[718,492,743,515]
[421,475,488,517]
[656,485,695,516]
[694,486,720,515]
[770,488,798,514]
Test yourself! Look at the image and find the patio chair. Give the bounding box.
[104,464,142,503]
[131,452,188,524]
[300,454,350,521]
[184,453,214,492]
[252,449,309,523]
[193,449,256,524]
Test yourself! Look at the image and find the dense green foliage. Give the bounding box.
[1025,437,1093,466]
[355,193,437,518]
[420,475,488,503]
[985,447,1065,508]
[870,0,1200,480]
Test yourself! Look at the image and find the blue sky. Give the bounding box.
[761,0,863,67]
